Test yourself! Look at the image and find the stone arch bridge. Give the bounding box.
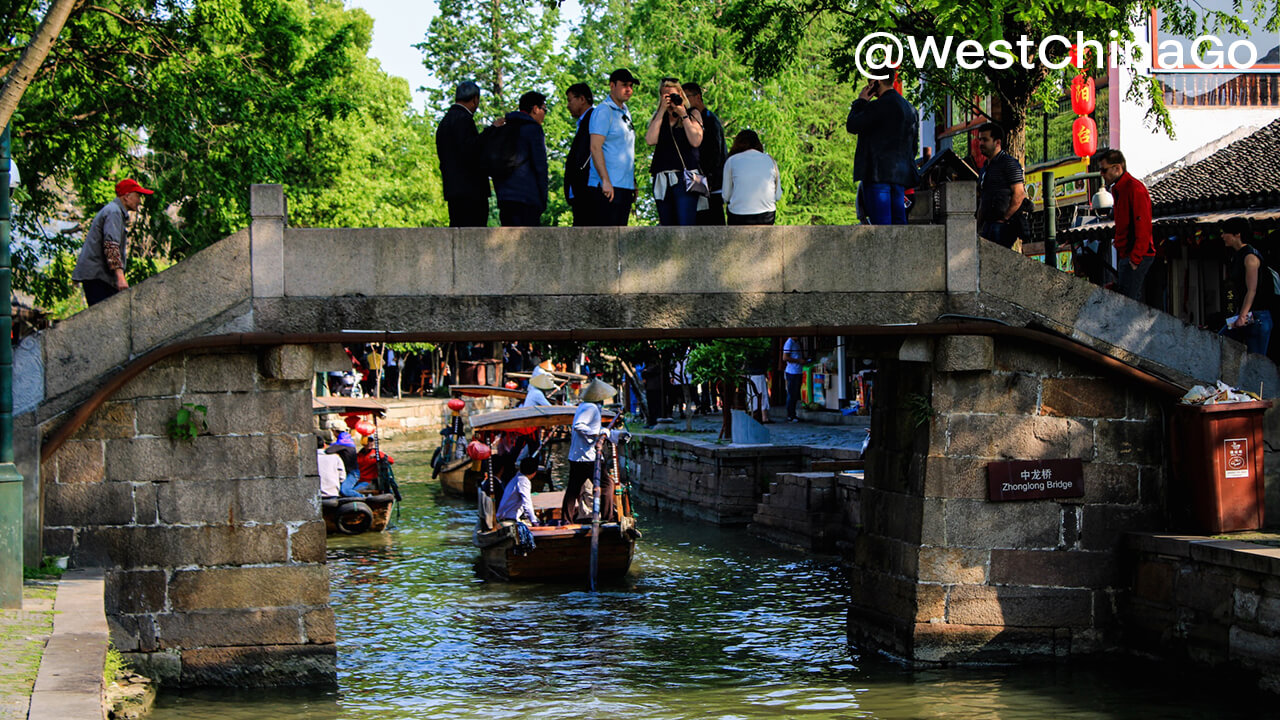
[13,184,1278,685]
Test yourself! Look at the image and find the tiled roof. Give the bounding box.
[1147,117,1280,214]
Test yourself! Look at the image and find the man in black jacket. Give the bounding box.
[564,83,595,226]
[436,81,491,227]
[684,82,727,226]
[845,71,918,225]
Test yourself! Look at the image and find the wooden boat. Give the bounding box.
[322,493,396,534]
[467,405,615,433]
[474,491,638,581]
[469,405,637,583]
[313,397,400,535]
[449,384,526,402]
[438,455,482,497]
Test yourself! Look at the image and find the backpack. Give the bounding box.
[480,120,525,180]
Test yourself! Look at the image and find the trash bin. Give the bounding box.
[1170,400,1273,534]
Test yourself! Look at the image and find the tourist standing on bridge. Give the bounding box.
[1220,217,1274,356]
[586,69,639,226]
[975,122,1027,249]
[1098,149,1156,303]
[845,71,918,225]
[722,130,781,225]
[436,81,491,227]
[494,91,549,227]
[564,83,595,226]
[683,82,727,226]
[645,77,704,226]
[72,178,152,306]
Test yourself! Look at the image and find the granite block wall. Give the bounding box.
[41,346,334,687]
[848,341,1171,663]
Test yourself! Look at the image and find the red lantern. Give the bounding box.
[343,414,360,429]
[1072,116,1098,159]
[465,440,492,461]
[1071,75,1096,115]
[447,398,466,413]
[354,419,376,437]
[505,381,518,389]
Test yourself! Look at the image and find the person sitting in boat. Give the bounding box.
[325,431,367,497]
[356,433,394,491]
[562,379,630,523]
[317,435,346,497]
[497,456,541,526]
[520,371,556,407]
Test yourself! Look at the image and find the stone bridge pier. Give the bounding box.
[14,183,1279,685]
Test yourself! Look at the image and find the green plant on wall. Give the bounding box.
[904,393,935,429]
[166,403,208,442]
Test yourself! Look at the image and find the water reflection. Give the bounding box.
[151,437,1271,719]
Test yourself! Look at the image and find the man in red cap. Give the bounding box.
[71,178,153,306]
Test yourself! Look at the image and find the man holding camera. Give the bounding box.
[845,70,918,225]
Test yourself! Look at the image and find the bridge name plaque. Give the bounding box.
[986,459,1084,502]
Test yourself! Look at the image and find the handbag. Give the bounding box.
[671,120,711,197]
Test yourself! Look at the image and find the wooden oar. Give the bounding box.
[589,411,623,592]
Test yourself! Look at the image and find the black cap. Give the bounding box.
[609,68,640,84]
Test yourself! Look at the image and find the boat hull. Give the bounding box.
[474,519,636,581]
[322,493,395,535]
[439,457,482,498]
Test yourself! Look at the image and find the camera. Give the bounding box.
[668,93,682,106]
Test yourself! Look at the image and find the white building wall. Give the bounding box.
[1115,20,1280,181]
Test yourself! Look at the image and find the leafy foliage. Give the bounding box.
[166,402,208,442]
[719,0,1279,160]
[685,337,770,385]
[8,0,445,308]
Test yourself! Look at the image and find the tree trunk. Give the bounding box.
[0,0,79,131]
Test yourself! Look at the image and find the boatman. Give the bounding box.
[497,457,541,526]
[563,379,629,523]
[521,371,556,407]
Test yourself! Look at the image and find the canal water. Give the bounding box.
[152,436,1272,719]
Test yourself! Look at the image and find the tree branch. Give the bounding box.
[0,0,83,130]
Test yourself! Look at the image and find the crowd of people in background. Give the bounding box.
[434,68,784,229]
[70,71,1272,359]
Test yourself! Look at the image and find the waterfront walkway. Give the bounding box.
[639,409,870,450]
[0,583,56,720]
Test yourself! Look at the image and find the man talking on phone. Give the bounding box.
[845,70,918,225]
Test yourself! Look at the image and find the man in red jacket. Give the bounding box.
[1099,149,1155,302]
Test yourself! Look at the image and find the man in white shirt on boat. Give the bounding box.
[497,457,541,526]
[563,379,629,523]
[521,371,555,407]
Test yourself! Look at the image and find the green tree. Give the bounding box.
[417,0,562,122]
[721,0,1280,161]
[9,0,445,308]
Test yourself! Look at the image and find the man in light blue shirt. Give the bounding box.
[586,68,638,226]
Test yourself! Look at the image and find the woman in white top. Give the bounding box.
[721,129,781,225]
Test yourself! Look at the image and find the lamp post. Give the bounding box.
[0,124,23,608]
